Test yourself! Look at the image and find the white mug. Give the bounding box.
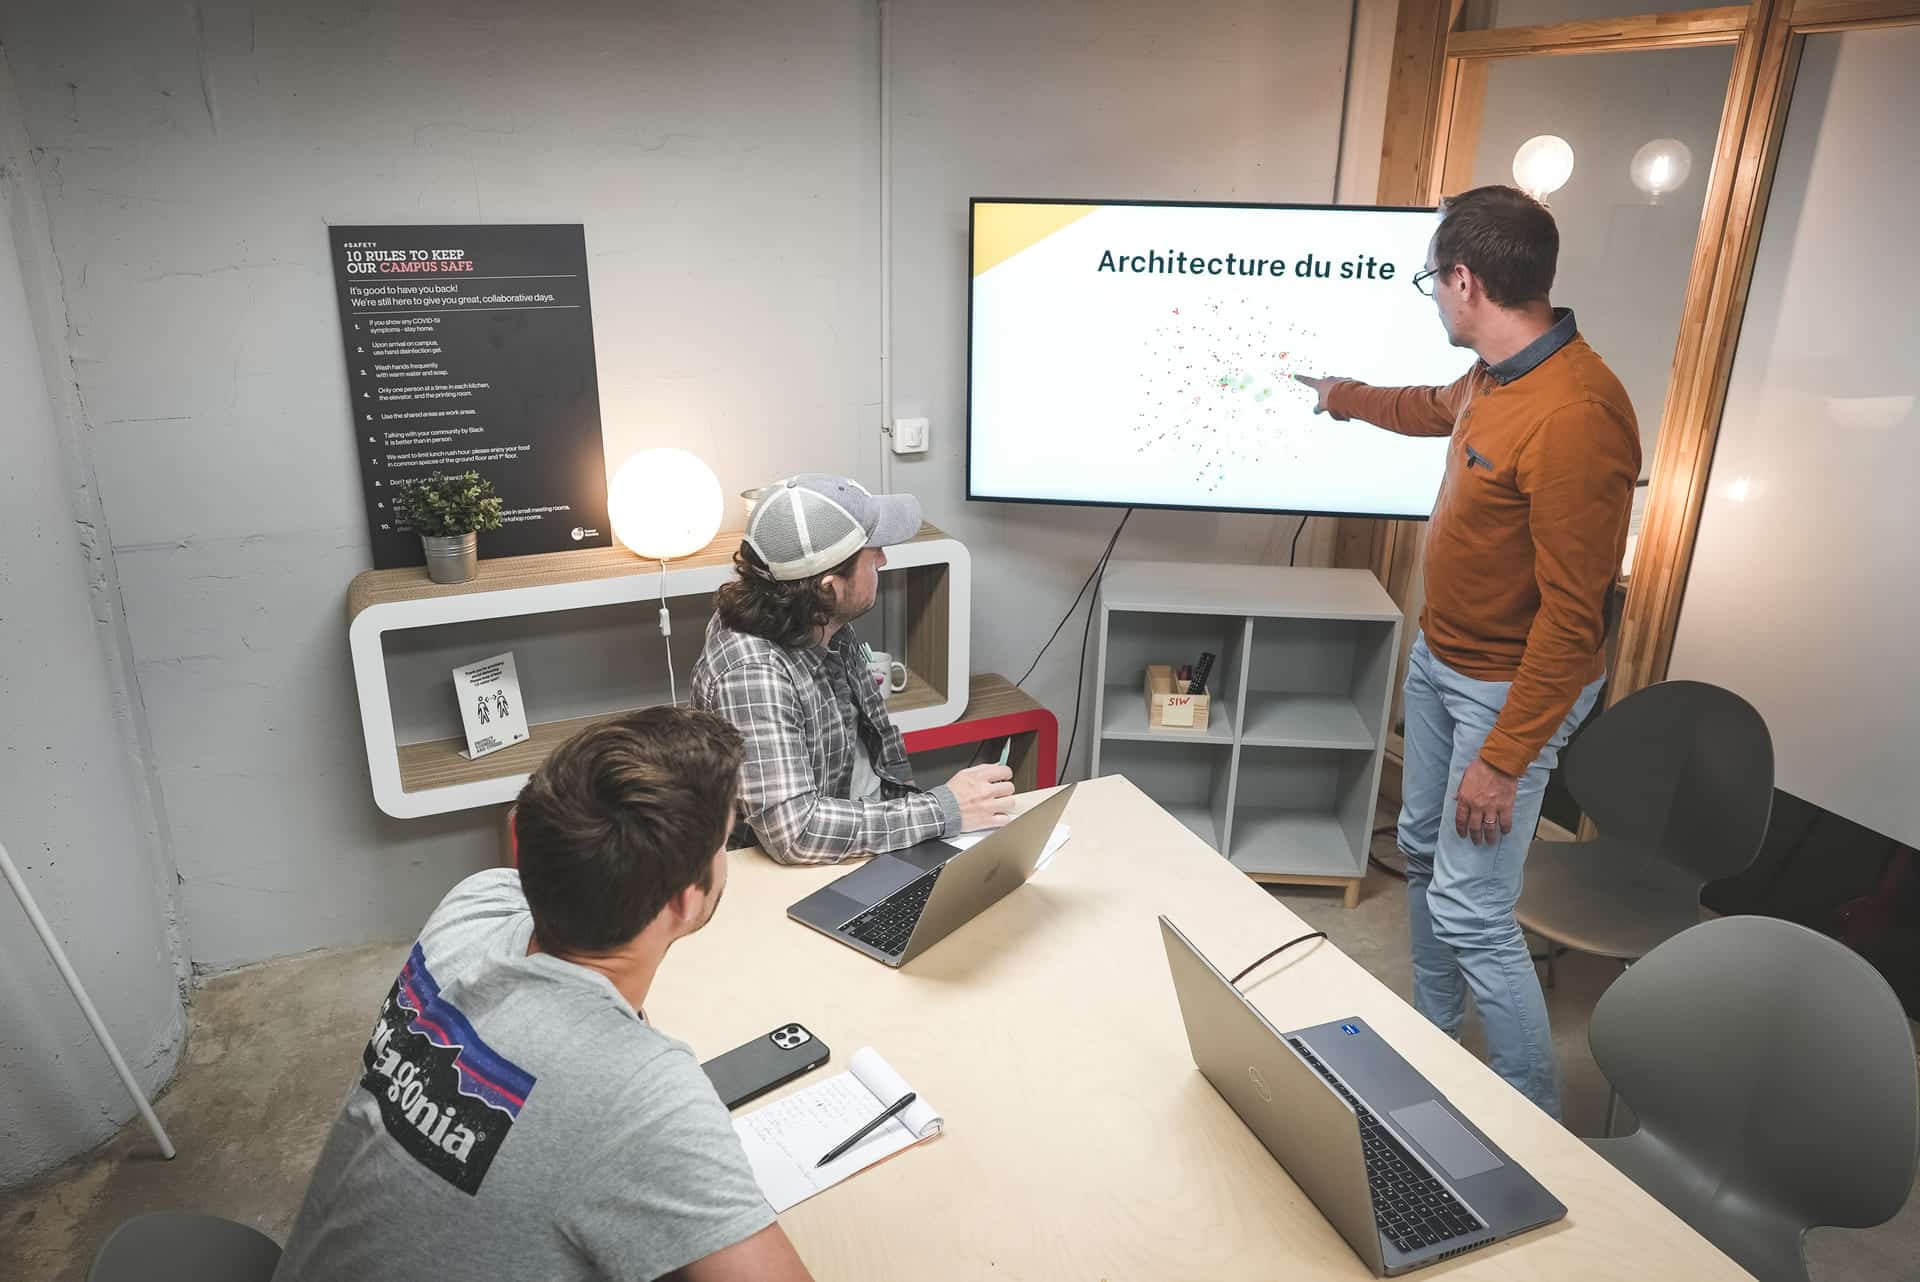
[866,650,909,695]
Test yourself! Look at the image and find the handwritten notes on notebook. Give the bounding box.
[733,1047,942,1212]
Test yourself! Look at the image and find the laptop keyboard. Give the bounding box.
[841,869,941,957]
[1287,1037,1486,1255]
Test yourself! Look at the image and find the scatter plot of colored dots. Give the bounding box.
[1129,297,1328,491]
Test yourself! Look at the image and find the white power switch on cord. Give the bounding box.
[891,417,930,454]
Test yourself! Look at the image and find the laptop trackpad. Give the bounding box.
[830,855,924,906]
[1389,1101,1502,1180]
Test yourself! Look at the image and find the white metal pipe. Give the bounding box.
[0,837,176,1160]
[877,0,905,653]
[878,0,895,498]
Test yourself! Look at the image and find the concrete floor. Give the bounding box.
[3,846,1916,1281]
[0,938,408,1282]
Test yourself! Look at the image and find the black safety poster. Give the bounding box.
[328,224,609,568]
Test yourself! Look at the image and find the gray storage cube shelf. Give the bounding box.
[1093,562,1402,908]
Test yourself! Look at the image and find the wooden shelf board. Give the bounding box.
[398,666,941,794]
[879,668,942,716]
[955,672,1043,719]
[1239,693,1376,750]
[1099,686,1234,743]
[349,522,951,620]
[398,710,631,794]
[1227,810,1363,879]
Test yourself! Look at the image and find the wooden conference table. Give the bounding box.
[646,777,1751,1281]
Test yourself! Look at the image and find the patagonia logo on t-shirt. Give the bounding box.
[359,944,537,1195]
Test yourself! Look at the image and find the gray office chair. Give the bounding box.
[88,1212,280,1282]
[1518,680,1774,969]
[1588,916,1919,1282]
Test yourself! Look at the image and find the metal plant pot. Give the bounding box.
[421,532,478,584]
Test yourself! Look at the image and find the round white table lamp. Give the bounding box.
[609,448,725,560]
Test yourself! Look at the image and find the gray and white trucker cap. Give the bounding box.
[745,474,923,581]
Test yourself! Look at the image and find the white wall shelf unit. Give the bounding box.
[348,525,970,819]
[1093,562,1401,908]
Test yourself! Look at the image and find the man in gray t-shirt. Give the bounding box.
[276,710,814,1282]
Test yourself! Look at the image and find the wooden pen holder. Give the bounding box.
[1144,664,1212,731]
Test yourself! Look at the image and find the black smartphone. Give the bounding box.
[701,1023,830,1111]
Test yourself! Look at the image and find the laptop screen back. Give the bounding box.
[1159,916,1381,1272]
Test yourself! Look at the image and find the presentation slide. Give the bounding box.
[968,201,1472,517]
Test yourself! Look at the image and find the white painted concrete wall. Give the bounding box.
[0,0,1384,982]
[0,0,884,971]
[0,58,187,1187]
[887,0,1380,779]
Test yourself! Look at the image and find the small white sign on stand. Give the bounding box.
[454,651,529,759]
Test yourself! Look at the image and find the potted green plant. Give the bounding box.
[393,470,504,584]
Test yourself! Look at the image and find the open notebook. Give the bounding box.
[733,1047,942,1212]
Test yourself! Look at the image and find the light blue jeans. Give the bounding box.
[1399,632,1602,1118]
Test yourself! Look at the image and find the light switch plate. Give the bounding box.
[892,416,930,454]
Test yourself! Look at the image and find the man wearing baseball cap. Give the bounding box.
[690,474,1015,864]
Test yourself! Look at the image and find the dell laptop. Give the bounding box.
[1160,916,1565,1276]
[787,785,1075,967]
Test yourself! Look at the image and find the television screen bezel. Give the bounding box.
[964,195,1445,522]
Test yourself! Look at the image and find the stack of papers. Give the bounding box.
[947,822,1072,874]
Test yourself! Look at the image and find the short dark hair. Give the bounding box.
[713,542,861,650]
[514,707,744,955]
[1434,185,1558,308]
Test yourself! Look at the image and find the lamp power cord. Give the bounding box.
[658,559,677,706]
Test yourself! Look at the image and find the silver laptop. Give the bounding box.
[786,785,1075,968]
[1160,916,1565,1276]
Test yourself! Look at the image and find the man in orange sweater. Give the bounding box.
[1297,186,1638,1117]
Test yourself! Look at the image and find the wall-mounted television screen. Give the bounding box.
[967,198,1471,519]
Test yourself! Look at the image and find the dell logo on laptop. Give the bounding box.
[1341,1023,1361,1036]
[1247,1066,1273,1102]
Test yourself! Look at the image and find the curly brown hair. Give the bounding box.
[714,543,861,650]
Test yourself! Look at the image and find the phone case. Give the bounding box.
[701,1023,830,1110]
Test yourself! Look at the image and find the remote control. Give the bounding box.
[1187,651,1216,697]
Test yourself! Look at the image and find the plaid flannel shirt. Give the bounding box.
[690,613,961,864]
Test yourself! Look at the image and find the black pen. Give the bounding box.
[815,1091,917,1168]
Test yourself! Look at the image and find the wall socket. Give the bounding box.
[891,416,930,454]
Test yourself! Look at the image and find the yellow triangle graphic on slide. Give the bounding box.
[973,203,1098,277]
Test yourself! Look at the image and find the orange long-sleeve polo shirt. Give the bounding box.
[1327,312,1639,776]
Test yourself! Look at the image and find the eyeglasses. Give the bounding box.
[1412,267,1441,297]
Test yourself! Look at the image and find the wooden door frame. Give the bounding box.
[1334,0,1472,646]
